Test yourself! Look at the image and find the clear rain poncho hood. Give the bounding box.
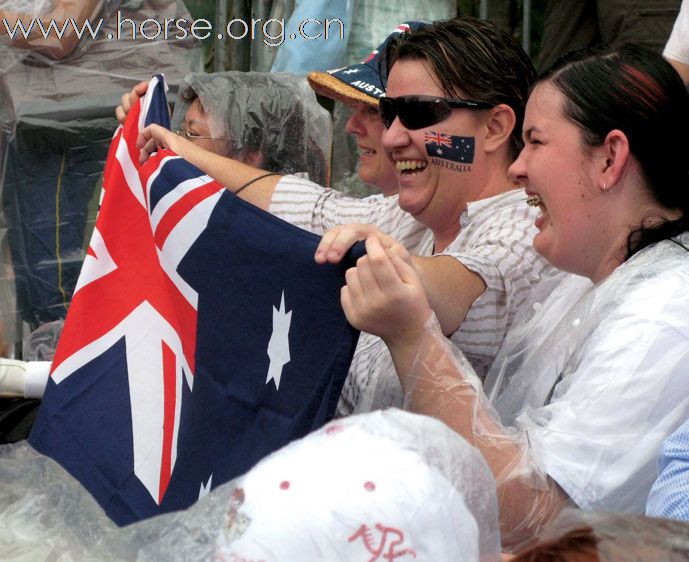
[170,71,333,187]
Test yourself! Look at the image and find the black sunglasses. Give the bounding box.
[378,95,494,130]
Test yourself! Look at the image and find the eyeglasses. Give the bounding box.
[174,129,214,141]
[378,95,494,130]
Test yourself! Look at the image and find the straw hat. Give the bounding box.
[307,22,427,108]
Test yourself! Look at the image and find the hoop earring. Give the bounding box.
[602,181,608,192]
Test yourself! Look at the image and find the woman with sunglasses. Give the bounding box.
[135,18,560,416]
[341,44,689,549]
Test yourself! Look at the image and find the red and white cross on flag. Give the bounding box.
[47,76,224,506]
[424,130,453,148]
[30,75,362,527]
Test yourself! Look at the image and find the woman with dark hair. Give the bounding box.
[340,44,689,548]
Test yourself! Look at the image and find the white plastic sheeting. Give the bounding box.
[0,409,501,561]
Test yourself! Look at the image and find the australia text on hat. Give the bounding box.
[351,81,384,97]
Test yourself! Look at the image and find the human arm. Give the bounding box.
[112,79,280,211]
[412,254,485,336]
[316,189,547,346]
[646,417,689,520]
[318,223,485,336]
[0,0,102,59]
[345,237,689,544]
[126,83,397,227]
[341,236,570,548]
[137,126,405,226]
[137,124,280,212]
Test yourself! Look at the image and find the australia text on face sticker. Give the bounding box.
[424,130,474,172]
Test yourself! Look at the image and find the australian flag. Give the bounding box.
[29,75,362,525]
[424,130,475,164]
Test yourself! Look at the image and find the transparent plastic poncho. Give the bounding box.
[402,235,689,549]
[0,409,501,561]
[170,71,333,187]
[0,0,201,354]
[1,1,200,97]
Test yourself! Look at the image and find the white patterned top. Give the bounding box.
[270,175,557,415]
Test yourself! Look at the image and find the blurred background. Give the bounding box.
[186,0,548,72]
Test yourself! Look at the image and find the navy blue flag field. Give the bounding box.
[29,75,362,525]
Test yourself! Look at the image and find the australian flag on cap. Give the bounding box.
[327,21,428,101]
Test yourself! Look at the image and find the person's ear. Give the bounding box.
[597,129,630,192]
[483,104,517,154]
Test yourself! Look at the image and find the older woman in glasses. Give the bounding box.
[135,18,561,417]
[173,72,330,185]
[118,72,330,186]
[342,44,689,549]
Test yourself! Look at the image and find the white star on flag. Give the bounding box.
[199,474,213,499]
[266,291,292,390]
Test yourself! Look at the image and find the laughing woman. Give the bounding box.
[341,44,689,549]
[136,19,561,417]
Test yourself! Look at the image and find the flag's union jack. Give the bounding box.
[30,76,361,525]
[48,76,213,506]
[424,130,453,148]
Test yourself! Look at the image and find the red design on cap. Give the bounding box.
[280,480,290,490]
[348,523,417,560]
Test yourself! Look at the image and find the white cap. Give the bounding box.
[215,409,501,561]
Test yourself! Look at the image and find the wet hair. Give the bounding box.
[512,513,689,562]
[511,526,600,562]
[538,44,689,258]
[383,17,537,160]
[179,85,199,106]
[241,99,328,184]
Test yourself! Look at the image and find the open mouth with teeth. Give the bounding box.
[526,193,542,207]
[396,160,429,175]
[527,193,549,229]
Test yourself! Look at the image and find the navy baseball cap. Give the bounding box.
[308,21,428,107]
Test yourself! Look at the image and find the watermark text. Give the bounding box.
[1,13,345,47]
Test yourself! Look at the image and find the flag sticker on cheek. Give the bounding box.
[425,130,474,172]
